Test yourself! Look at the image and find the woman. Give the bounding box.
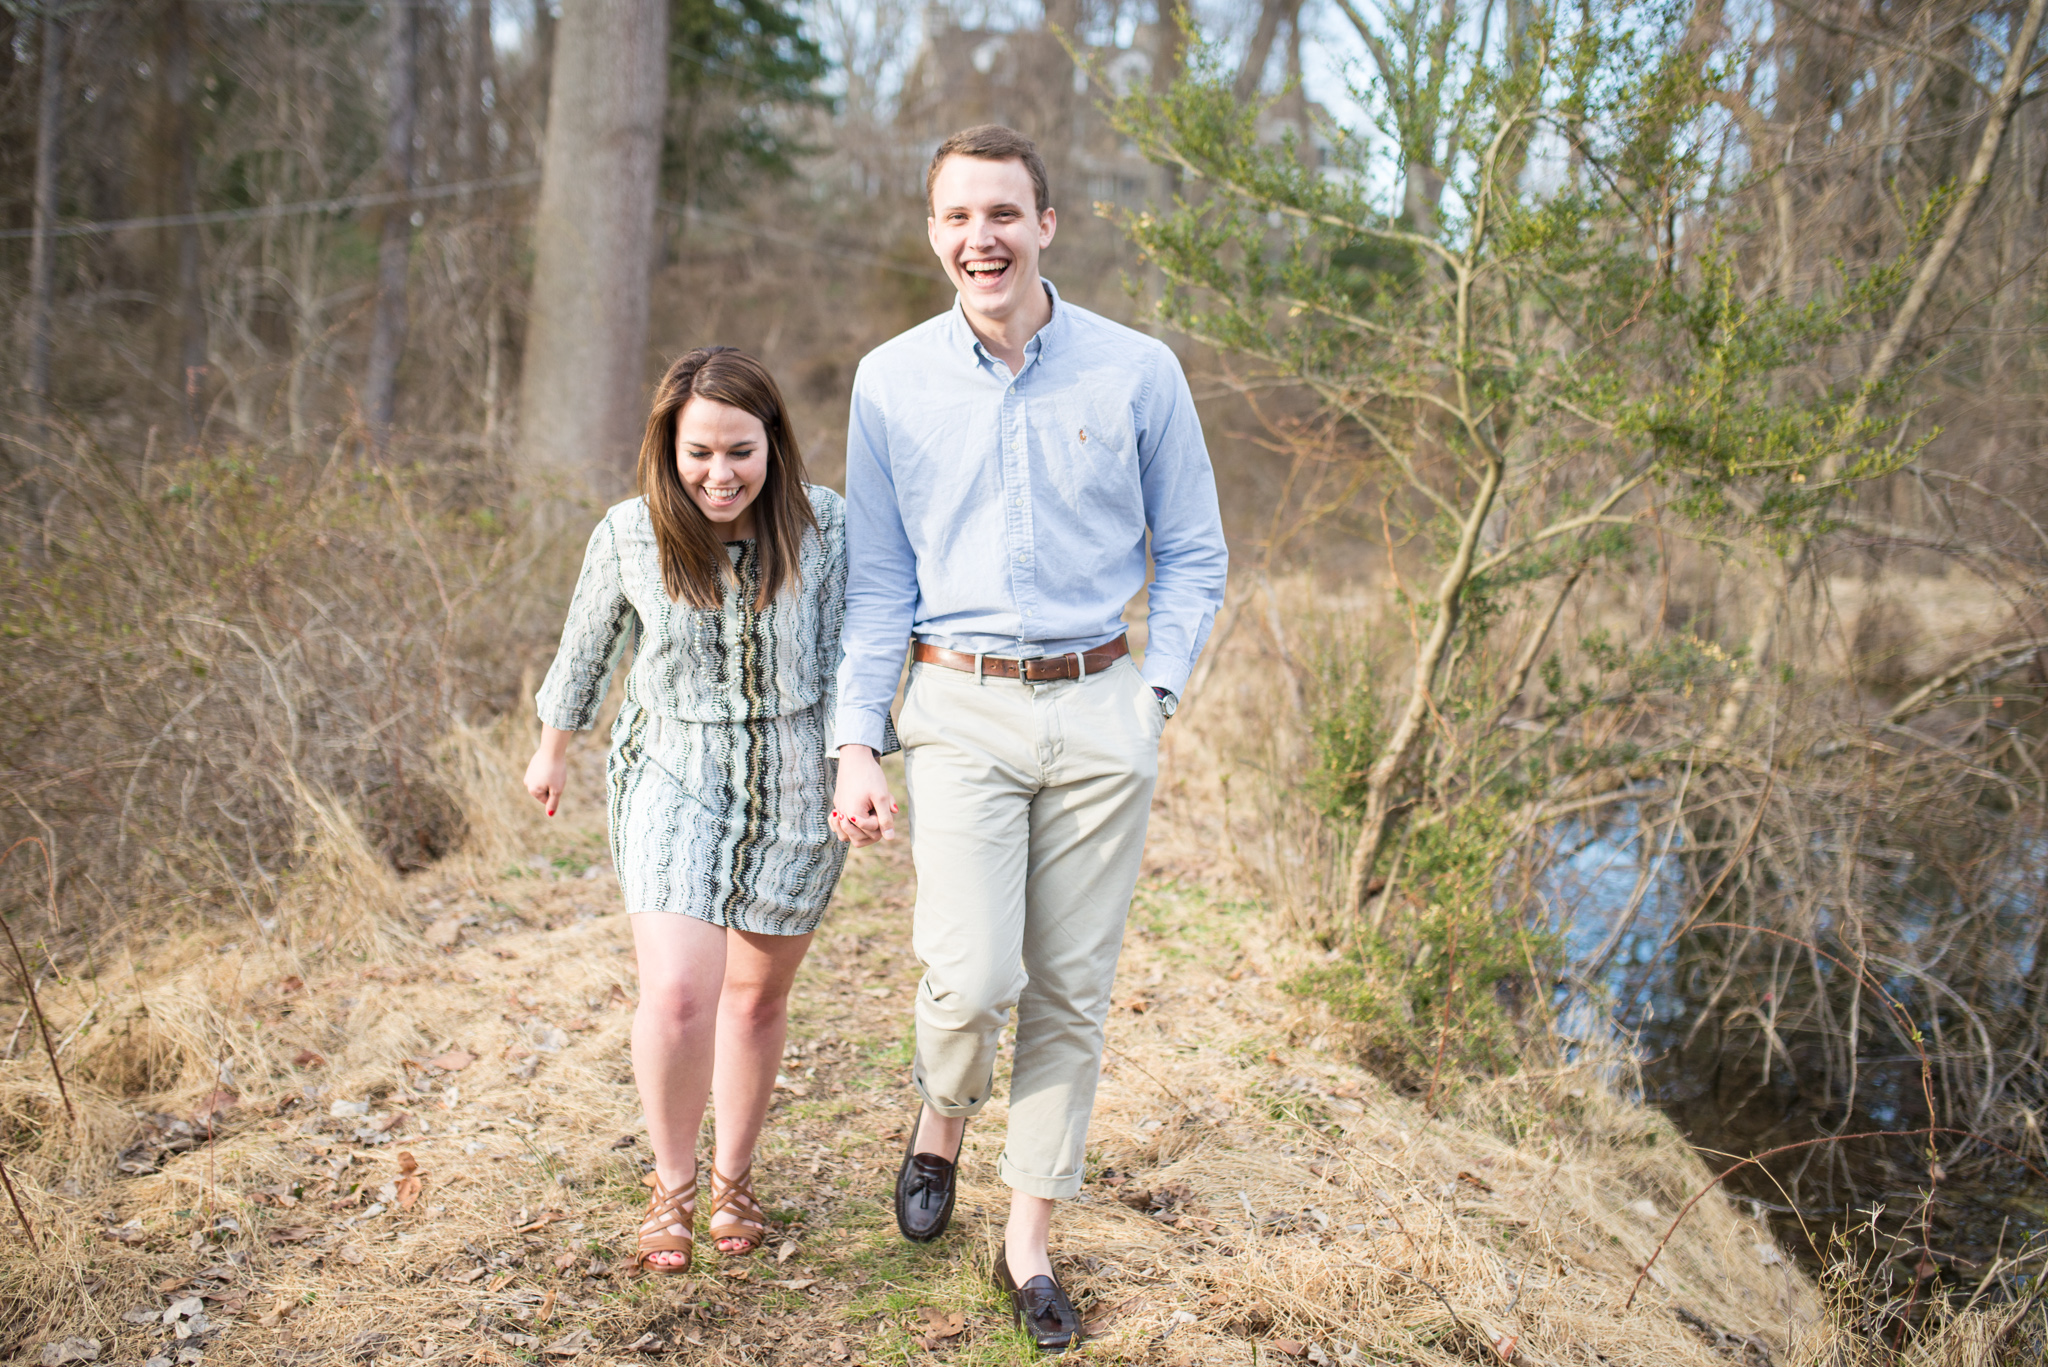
[523,347,885,1273]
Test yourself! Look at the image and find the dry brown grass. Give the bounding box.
[0,702,1861,1367]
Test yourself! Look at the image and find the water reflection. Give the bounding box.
[1532,801,2048,1281]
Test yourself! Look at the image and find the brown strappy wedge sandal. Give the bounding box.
[634,1169,697,1274]
[707,1164,769,1256]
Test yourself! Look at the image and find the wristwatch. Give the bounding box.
[1152,686,1178,720]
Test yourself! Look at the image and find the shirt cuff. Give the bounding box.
[1140,656,1194,698]
[833,707,893,756]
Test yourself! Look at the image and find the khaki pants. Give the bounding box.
[898,654,1164,1200]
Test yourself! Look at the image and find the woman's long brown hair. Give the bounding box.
[636,347,817,609]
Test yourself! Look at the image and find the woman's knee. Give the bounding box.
[717,979,792,1031]
[635,977,718,1033]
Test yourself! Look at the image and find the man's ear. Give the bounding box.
[1039,207,1057,249]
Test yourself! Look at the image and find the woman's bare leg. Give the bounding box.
[709,928,814,1250]
[630,912,729,1268]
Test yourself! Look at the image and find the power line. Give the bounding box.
[0,169,541,240]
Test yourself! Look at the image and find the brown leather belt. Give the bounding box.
[912,635,1129,682]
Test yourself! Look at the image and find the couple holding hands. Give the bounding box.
[523,124,1226,1351]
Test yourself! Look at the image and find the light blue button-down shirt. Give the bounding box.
[833,280,1229,754]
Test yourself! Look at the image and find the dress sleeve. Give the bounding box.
[535,515,639,731]
[818,494,899,757]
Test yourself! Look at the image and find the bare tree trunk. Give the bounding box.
[1233,0,1289,102]
[534,0,557,118]
[22,13,65,411]
[517,0,668,498]
[1344,449,1507,916]
[166,0,207,447]
[459,0,493,179]
[363,0,419,447]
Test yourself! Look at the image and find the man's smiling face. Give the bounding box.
[927,154,1056,326]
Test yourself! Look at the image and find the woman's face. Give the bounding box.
[675,396,770,540]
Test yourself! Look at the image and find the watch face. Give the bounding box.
[1155,689,1178,718]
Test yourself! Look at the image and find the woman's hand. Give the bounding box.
[525,726,573,816]
[831,745,896,847]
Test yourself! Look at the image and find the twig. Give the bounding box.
[1423,916,1460,1118]
[0,1153,38,1250]
[0,837,75,1126]
[1624,1126,2044,1308]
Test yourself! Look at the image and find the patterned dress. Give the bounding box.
[535,487,890,934]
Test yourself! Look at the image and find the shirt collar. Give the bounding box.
[949,278,1064,372]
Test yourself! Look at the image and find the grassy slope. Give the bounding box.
[0,734,1814,1367]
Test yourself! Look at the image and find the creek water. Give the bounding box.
[1536,808,2048,1288]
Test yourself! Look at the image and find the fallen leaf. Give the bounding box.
[277,975,305,994]
[610,1134,637,1149]
[396,1150,420,1175]
[250,1183,298,1209]
[1269,1341,1307,1358]
[293,1049,326,1069]
[515,1209,565,1233]
[1118,997,1151,1013]
[1490,1331,1519,1362]
[487,1272,516,1293]
[338,1245,365,1265]
[499,1334,539,1350]
[774,1278,819,1291]
[1082,1303,1122,1337]
[625,1335,663,1354]
[776,1239,798,1264]
[1456,1171,1495,1194]
[395,1175,423,1210]
[39,1338,101,1366]
[426,1049,475,1073]
[553,1252,577,1271]
[374,1110,411,1133]
[827,1339,848,1361]
[256,1297,297,1329]
[155,1276,192,1293]
[915,1306,966,1344]
[536,1288,557,1327]
[542,1328,594,1358]
[425,915,464,948]
[120,1308,160,1327]
[266,1225,319,1244]
[192,1088,240,1125]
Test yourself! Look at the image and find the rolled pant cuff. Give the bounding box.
[998,1152,1084,1201]
[912,1072,989,1120]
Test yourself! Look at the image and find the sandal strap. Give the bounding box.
[708,1165,767,1241]
[637,1170,698,1262]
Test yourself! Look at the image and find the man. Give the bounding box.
[830,125,1226,1351]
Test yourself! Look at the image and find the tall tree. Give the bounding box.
[22,8,65,411]
[163,0,206,445]
[518,0,669,495]
[363,0,419,445]
[664,0,829,209]
[459,0,493,180]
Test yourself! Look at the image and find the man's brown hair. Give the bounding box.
[635,346,817,610]
[925,125,1051,216]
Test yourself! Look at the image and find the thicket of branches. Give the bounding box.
[1104,0,2048,1283]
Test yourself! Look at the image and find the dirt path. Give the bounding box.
[5,758,1811,1367]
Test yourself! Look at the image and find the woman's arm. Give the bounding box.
[529,513,636,815]
[524,725,574,816]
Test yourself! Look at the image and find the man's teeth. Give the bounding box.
[964,261,1007,276]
